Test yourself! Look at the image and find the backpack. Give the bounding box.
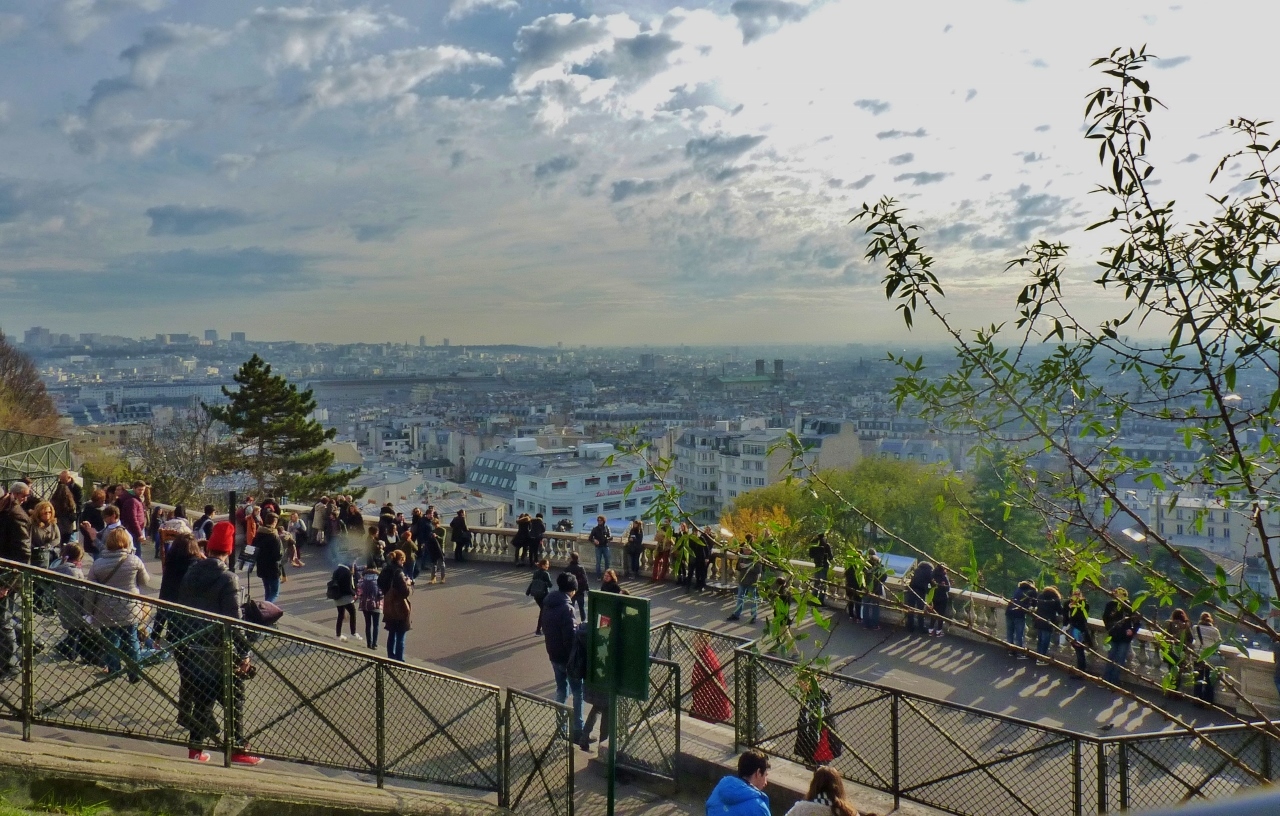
[326,566,350,600]
[568,624,588,681]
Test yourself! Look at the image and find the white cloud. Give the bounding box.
[445,0,519,23]
[245,6,404,71]
[514,14,619,83]
[53,0,166,45]
[304,46,502,111]
[60,112,190,156]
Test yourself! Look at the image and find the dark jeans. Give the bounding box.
[0,592,18,674]
[1006,615,1026,648]
[625,551,641,578]
[363,610,380,647]
[861,595,881,627]
[261,576,280,604]
[583,702,609,744]
[101,625,141,681]
[176,645,245,750]
[454,540,469,561]
[336,604,356,637]
[386,629,406,661]
[1104,641,1132,684]
[1036,628,1053,656]
[904,594,926,632]
[693,557,708,591]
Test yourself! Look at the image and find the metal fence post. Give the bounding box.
[891,691,901,811]
[494,690,505,807]
[1118,740,1129,812]
[1097,741,1107,814]
[375,662,386,788]
[1264,732,1273,781]
[1072,738,1083,816]
[499,693,511,810]
[733,648,741,752]
[222,621,235,768]
[20,572,33,741]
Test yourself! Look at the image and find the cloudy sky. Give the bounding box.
[0,0,1270,345]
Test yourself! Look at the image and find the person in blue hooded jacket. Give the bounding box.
[706,750,771,816]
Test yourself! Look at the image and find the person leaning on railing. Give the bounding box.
[0,481,33,679]
[172,520,262,766]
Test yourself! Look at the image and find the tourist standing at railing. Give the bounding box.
[530,513,546,565]
[808,534,833,605]
[651,523,673,582]
[624,519,644,580]
[861,551,885,629]
[706,750,771,816]
[1066,590,1092,673]
[526,558,553,635]
[904,561,933,634]
[114,483,147,553]
[539,572,584,741]
[450,509,471,562]
[928,565,951,637]
[311,497,330,549]
[172,520,263,766]
[785,767,863,816]
[564,551,590,619]
[50,471,81,545]
[1192,612,1222,704]
[0,481,32,679]
[1033,586,1063,665]
[1162,608,1193,692]
[88,527,151,683]
[1102,588,1140,684]
[148,505,167,559]
[252,511,284,604]
[357,563,382,650]
[843,557,862,622]
[78,489,107,554]
[422,513,446,584]
[380,550,412,662]
[589,515,612,578]
[193,505,215,543]
[674,522,692,586]
[692,528,714,592]
[513,513,533,566]
[285,512,306,567]
[1006,580,1035,656]
[29,500,59,570]
[727,535,762,624]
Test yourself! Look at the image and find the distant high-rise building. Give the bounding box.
[443,338,450,347]
[419,335,426,347]
[205,329,218,342]
[230,332,246,343]
[23,327,52,347]
[639,353,656,370]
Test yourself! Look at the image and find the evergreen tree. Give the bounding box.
[206,355,358,501]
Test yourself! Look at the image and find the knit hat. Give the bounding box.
[207,521,235,556]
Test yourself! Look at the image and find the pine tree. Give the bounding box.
[206,355,359,501]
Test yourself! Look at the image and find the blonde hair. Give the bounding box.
[32,500,55,525]
[105,527,133,552]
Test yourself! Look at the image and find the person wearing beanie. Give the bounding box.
[539,572,583,740]
[172,520,262,766]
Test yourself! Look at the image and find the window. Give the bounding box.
[552,506,571,516]
[728,475,738,484]
[529,481,538,490]
[729,490,737,498]
[1225,528,1230,540]
[755,461,764,471]
[582,504,598,514]
[603,501,621,511]
[585,477,600,486]
[1177,524,1184,535]
[1209,527,1216,538]
[625,499,637,508]
[551,480,568,490]
[538,504,546,515]
[516,499,525,509]
[620,473,632,483]
[755,477,766,486]
[640,497,653,505]
[607,475,620,484]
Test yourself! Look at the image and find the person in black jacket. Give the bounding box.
[252,511,284,604]
[529,513,547,566]
[692,529,713,592]
[1066,589,1092,672]
[1033,586,1063,664]
[1102,588,1141,684]
[564,551,590,619]
[172,521,262,766]
[589,515,612,578]
[539,573,584,739]
[905,561,934,634]
[1006,580,1036,656]
[928,565,951,637]
[513,513,532,566]
[0,482,33,678]
[808,534,833,604]
[450,510,471,562]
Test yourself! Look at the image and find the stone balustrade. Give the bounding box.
[463,525,1280,715]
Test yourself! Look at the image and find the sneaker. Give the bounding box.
[440,577,445,584]
[1036,660,1049,666]
[338,635,348,642]
[354,634,363,640]
[1016,654,1029,660]
[428,577,438,585]
[726,614,740,622]
[230,752,264,766]
[188,749,211,763]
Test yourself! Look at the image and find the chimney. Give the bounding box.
[755,359,765,376]
[774,359,784,378]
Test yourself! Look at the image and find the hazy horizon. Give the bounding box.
[0,1,1270,345]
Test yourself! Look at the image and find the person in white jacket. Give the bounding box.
[785,767,868,816]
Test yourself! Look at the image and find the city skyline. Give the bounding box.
[0,1,1269,344]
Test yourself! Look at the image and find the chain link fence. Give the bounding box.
[504,689,574,816]
[614,657,680,782]
[0,561,570,815]
[650,622,748,727]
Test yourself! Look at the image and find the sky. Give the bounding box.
[0,0,1273,346]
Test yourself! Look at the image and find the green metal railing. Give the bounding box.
[0,560,572,815]
[0,430,72,499]
[648,621,1280,816]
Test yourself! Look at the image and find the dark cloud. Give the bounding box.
[352,222,407,242]
[854,99,890,116]
[709,165,754,183]
[934,222,976,245]
[893,172,948,186]
[145,205,253,237]
[450,150,470,169]
[1034,124,1050,132]
[610,178,664,202]
[1009,184,1068,218]
[534,154,579,179]
[848,174,875,190]
[1178,153,1200,163]
[888,152,914,166]
[0,178,78,225]
[514,14,611,75]
[685,134,766,161]
[729,0,810,44]
[106,247,310,284]
[1021,152,1045,163]
[609,32,681,80]
[661,83,736,113]
[1153,55,1191,69]
[876,128,926,139]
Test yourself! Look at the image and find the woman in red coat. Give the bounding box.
[690,633,732,723]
